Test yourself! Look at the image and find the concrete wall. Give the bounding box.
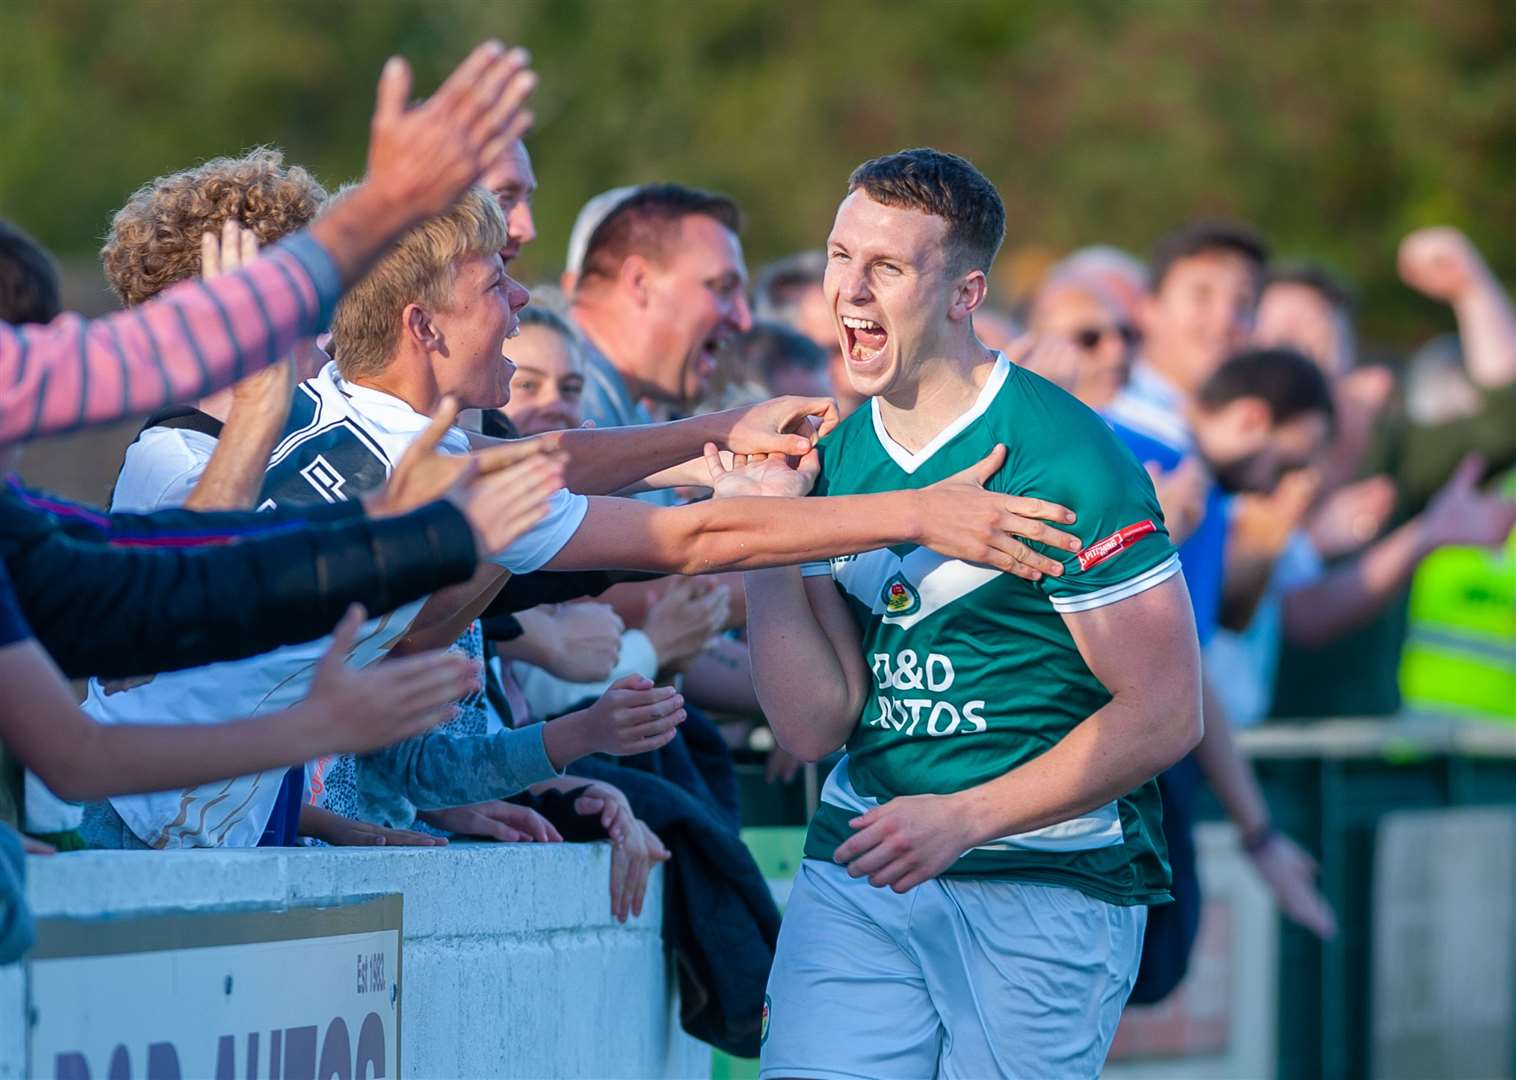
[1,843,710,1079]
[1374,807,1516,1080]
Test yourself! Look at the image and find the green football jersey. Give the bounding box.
[802,354,1179,906]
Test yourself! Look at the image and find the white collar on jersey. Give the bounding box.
[320,360,472,455]
[869,351,1011,474]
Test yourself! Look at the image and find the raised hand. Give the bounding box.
[642,577,730,672]
[703,443,820,499]
[578,674,686,757]
[200,218,260,279]
[366,396,479,516]
[539,602,625,682]
[364,397,566,558]
[448,451,566,558]
[1146,457,1210,547]
[1008,333,1081,394]
[1308,474,1398,558]
[914,444,1083,581]
[1399,227,1490,304]
[301,604,479,756]
[202,221,300,411]
[417,800,563,843]
[1228,468,1321,563]
[1417,453,1516,552]
[366,42,537,221]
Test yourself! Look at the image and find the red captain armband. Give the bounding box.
[1076,519,1158,571]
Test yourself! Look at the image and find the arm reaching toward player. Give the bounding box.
[833,575,1203,892]
[0,605,476,802]
[1282,453,1516,647]
[467,394,836,497]
[1191,677,1337,938]
[546,444,1081,579]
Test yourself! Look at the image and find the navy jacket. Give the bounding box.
[0,475,478,679]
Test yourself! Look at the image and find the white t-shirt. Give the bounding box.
[87,362,587,848]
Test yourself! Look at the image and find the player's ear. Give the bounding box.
[403,303,443,353]
[949,268,989,323]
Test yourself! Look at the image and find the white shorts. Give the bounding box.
[759,859,1147,1080]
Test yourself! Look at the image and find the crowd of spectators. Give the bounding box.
[0,37,1511,1052]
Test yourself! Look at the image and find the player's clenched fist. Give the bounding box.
[579,675,687,756]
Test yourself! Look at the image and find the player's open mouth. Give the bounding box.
[842,315,888,364]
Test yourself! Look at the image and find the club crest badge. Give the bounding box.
[761,995,771,1044]
[882,572,921,617]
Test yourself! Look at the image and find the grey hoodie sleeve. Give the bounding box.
[358,723,564,824]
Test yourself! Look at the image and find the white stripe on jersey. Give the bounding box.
[1048,552,1181,613]
[821,756,1124,854]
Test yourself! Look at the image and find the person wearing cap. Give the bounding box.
[565,184,753,441]
[561,185,642,294]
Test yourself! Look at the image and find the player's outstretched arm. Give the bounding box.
[543,445,1081,578]
[0,606,475,802]
[833,575,1203,893]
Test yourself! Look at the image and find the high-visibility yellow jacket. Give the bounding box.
[1400,473,1516,722]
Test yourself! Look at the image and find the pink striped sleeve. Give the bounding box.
[0,240,329,446]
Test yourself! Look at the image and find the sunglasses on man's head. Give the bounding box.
[1073,324,1141,351]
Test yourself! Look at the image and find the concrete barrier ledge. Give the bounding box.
[3,843,710,1079]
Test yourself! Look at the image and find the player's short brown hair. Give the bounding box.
[846,148,1006,274]
[102,147,326,306]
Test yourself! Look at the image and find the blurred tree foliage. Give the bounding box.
[2,0,1513,347]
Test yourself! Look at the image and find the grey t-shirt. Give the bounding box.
[572,328,680,507]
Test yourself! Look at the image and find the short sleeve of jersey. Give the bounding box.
[0,564,33,648]
[490,488,590,575]
[112,427,217,512]
[1020,415,1180,614]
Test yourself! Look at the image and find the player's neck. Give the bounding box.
[875,341,998,453]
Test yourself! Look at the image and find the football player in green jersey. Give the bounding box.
[715,149,1204,1079]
